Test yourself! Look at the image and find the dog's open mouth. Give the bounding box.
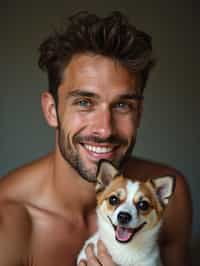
[115,223,146,243]
[108,217,146,243]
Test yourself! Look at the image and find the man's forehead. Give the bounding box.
[60,53,142,94]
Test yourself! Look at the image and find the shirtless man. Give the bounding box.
[0,11,192,266]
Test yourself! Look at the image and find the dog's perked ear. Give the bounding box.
[152,176,176,206]
[96,160,119,192]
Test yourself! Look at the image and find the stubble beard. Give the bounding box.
[58,127,96,182]
[58,126,136,183]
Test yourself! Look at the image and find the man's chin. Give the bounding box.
[74,159,98,183]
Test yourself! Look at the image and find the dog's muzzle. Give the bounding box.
[108,215,146,244]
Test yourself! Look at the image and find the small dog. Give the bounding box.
[77,160,175,266]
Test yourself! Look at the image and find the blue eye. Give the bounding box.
[114,101,138,113]
[73,98,93,109]
[114,102,131,112]
[78,99,91,107]
[116,102,128,108]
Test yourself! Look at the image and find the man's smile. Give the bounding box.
[84,144,114,153]
[80,142,119,160]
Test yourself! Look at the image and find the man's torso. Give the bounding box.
[0,153,190,265]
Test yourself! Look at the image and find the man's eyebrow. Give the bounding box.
[65,89,100,99]
[65,90,144,101]
[118,93,144,100]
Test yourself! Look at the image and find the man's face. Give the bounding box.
[56,54,142,182]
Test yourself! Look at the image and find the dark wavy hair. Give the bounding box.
[38,11,155,104]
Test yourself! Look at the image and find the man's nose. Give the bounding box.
[91,108,115,138]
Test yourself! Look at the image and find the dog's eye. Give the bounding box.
[136,200,150,211]
[108,195,120,206]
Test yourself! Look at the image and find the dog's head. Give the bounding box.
[96,160,175,243]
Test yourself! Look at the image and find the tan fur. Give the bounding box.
[97,175,127,207]
[137,182,164,220]
[97,176,164,221]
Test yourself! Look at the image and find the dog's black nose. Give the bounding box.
[117,212,132,225]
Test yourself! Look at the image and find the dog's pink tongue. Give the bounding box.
[115,225,133,242]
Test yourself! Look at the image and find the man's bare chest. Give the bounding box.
[26,205,96,266]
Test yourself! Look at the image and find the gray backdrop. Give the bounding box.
[0,0,199,264]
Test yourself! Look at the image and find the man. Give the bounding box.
[0,11,192,266]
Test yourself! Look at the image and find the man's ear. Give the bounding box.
[41,91,58,128]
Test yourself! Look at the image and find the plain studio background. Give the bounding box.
[0,0,199,264]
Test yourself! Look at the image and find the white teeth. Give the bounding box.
[84,144,113,154]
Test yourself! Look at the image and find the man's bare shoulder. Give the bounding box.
[0,199,32,265]
[124,156,186,179]
[0,199,32,232]
[0,153,54,202]
[0,153,55,265]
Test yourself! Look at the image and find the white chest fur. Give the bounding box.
[77,217,163,266]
